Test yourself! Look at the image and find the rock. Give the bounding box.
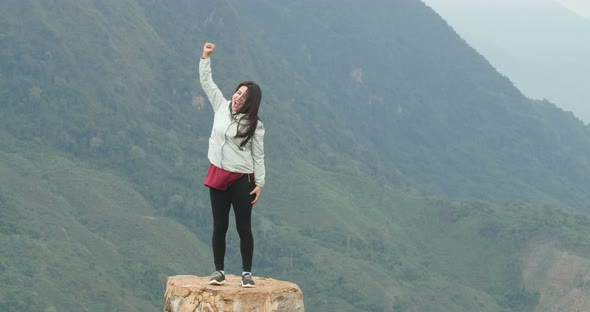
[164,275,304,312]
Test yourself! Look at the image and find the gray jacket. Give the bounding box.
[199,57,265,187]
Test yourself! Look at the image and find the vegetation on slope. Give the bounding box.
[2,0,590,311]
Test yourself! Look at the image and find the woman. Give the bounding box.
[199,42,265,288]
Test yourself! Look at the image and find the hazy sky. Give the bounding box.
[422,0,590,18]
[557,0,590,17]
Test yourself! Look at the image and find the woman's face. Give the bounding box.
[232,86,248,112]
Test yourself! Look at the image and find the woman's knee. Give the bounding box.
[236,225,253,238]
[213,222,229,234]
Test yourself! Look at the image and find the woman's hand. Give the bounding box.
[250,185,262,206]
[202,42,216,59]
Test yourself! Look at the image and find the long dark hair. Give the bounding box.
[232,81,262,148]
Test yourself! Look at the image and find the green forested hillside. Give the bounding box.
[2,0,590,311]
[4,129,590,311]
[0,132,211,311]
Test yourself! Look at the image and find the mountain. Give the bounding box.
[0,138,212,311]
[423,0,590,123]
[3,0,590,311]
[3,0,590,211]
[232,0,590,210]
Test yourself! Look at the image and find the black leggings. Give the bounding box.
[209,174,255,272]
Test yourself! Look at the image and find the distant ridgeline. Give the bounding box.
[2,0,590,311]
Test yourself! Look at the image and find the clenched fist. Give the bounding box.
[202,42,216,59]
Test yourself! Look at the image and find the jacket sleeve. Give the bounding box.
[199,57,227,112]
[252,121,266,187]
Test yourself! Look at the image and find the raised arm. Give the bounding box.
[199,42,227,112]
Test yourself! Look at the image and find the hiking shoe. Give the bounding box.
[241,273,255,288]
[209,270,226,285]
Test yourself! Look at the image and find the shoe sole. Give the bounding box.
[209,280,226,285]
[241,283,255,288]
